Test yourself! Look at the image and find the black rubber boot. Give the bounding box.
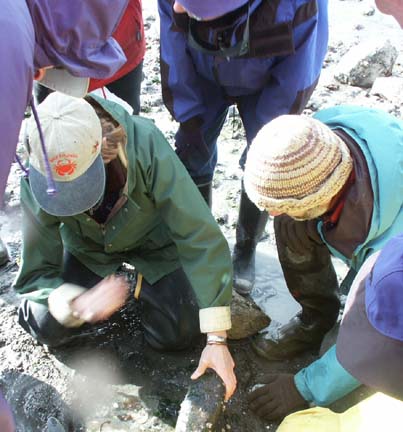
[253,216,340,360]
[233,185,268,296]
[197,182,212,208]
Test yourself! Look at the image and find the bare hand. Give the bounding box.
[101,126,126,164]
[70,275,129,323]
[191,344,237,401]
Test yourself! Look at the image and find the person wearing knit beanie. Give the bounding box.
[158,0,329,298]
[246,105,403,422]
[244,115,353,220]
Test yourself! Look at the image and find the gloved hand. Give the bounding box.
[247,374,308,420]
[274,215,323,256]
[175,125,210,161]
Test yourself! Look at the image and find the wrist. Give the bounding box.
[206,333,227,346]
[207,330,227,337]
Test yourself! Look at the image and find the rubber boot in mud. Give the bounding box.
[253,313,339,361]
[197,182,212,208]
[253,218,340,360]
[233,185,268,296]
[0,236,10,267]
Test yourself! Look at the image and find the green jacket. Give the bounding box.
[14,96,232,324]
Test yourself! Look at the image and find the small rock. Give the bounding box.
[363,7,375,16]
[334,39,398,88]
[216,214,229,225]
[228,291,271,340]
[325,83,340,91]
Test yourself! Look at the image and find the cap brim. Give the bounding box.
[29,155,105,217]
[40,69,90,98]
[336,253,403,399]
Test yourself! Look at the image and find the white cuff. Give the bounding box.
[48,283,87,328]
[199,306,231,333]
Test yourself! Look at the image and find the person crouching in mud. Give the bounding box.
[14,92,236,401]
[244,106,403,420]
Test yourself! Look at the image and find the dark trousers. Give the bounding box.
[35,61,143,114]
[274,216,341,330]
[18,253,200,351]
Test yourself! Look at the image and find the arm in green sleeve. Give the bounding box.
[146,128,232,311]
[294,344,361,406]
[13,178,65,305]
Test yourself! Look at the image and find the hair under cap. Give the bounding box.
[244,115,353,218]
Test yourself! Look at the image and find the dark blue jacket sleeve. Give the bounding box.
[158,0,207,123]
[251,0,329,132]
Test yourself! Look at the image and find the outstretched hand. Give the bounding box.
[191,342,237,401]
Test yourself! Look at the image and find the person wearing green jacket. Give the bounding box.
[14,92,236,400]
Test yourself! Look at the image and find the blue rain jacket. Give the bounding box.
[158,0,329,180]
[295,105,403,406]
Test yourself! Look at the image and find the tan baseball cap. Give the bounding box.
[28,92,105,216]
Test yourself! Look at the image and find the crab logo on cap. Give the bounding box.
[54,158,78,177]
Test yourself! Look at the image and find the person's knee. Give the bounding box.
[144,322,201,352]
[17,299,74,347]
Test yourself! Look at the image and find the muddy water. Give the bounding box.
[250,243,348,338]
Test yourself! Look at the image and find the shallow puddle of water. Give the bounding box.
[250,243,349,337]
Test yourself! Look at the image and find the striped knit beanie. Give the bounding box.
[244,115,353,219]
